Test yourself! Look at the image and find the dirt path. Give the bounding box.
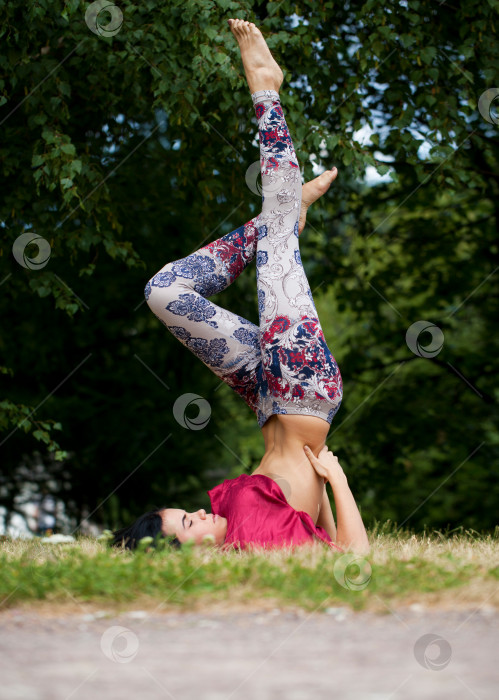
[1,603,497,700]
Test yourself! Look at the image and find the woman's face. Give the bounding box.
[160,508,227,546]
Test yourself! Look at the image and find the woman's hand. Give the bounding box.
[303,444,346,484]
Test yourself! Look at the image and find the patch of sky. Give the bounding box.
[288,13,308,28]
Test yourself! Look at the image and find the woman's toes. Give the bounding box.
[316,168,338,193]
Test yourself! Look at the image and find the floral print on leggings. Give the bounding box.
[145,89,342,428]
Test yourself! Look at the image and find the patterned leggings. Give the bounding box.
[144,89,343,429]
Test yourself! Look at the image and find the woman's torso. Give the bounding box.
[250,414,330,524]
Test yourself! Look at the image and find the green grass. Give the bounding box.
[1,522,498,614]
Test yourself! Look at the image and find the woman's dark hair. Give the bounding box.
[111,509,181,551]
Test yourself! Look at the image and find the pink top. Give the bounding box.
[207,474,343,552]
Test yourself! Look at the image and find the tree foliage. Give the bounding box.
[1,0,498,532]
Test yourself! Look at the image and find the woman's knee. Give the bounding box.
[144,267,197,320]
[144,264,177,305]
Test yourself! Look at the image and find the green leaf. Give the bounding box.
[204,27,218,40]
[375,163,391,176]
[69,159,82,176]
[36,285,52,298]
[326,134,340,150]
[399,34,417,49]
[420,46,437,65]
[58,82,71,97]
[342,149,354,166]
[41,128,56,144]
[33,429,51,444]
[378,26,395,41]
[217,0,232,11]
[60,143,76,156]
[200,44,211,59]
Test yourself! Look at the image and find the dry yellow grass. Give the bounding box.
[1,526,498,617]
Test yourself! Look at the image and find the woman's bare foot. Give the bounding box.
[227,18,283,94]
[298,168,338,235]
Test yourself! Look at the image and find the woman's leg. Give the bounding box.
[145,19,341,429]
[251,89,343,428]
[144,219,263,417]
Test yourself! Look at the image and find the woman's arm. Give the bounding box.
[316,485,337,541]
[304,445,370,554]
[328,473,370,554]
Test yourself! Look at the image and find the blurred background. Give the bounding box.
[1,0,498,537]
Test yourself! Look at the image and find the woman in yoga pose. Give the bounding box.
[113,19,369,555]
